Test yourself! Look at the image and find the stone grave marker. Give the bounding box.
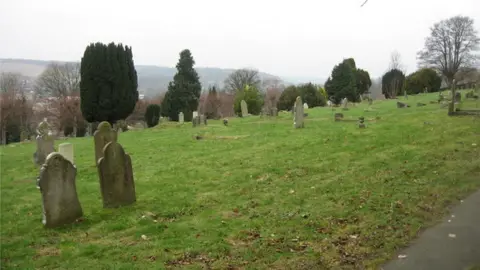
[93,121,117,166]
[303,103,309,109]
[397,102,410,108]
[293,96,304,128]
[241,100,248,117]
[38,152,83,228]
[34,121,55,166]
[97,141,136,208]
[334,113,344,121]
[454,92,461,103]
[417,102,427,107]
[58,143,74,164]
[179,112,184,124]
[223,118,229,126]
[271,107,278,117]
[358,117,366,128]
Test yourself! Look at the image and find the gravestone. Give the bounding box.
[334,113,344,121]
[241,100,248,117]
[327,100,333,107]
[193,111,198,119]
[397,102,410,108]
[358,117,366,128]
[93,122,117,166]
[97,142,136,208]
[271,107,278,117]
[179,112,184,124]
[342,98,348,108]
[223,118,228,126]
[303,103,309,109]
[58,143,74,164]
[417,102,427,107]
[293,96,304,128]
[38,153,83,228]
[454,92,461,103]
[34,121,55,166]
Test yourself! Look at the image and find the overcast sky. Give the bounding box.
[0,0,478,80]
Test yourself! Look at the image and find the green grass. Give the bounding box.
[1,92,480,269]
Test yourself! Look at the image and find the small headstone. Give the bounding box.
[200,115,205,125]
[397,102,410,108]
[34,121,55,166]
[293,96,305,129]
[334,113,344,121]
[303,103,309,109]
[193,111,198,119]
[454,92,461,103]
[93,122,117,166]
[358,117,366,128]
[417,103,427,107]
[97,142,136,208]
[223,119,228,126]
[342,98,348,108]
[241,100,248,117]
[58,143,74,164]
[179,112,184,124]
[327,100,333,107]
[38,153,83,228]
[271,107,278,117]
[192,117,198,127]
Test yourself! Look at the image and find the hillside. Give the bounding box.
[0,59,294,97]
[1,93,479,269]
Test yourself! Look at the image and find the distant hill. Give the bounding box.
[0,58,304,97]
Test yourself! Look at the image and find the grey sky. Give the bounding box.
[1,0,478,79]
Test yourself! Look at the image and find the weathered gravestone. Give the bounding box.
[34,121,55,166]
[58,143,74,164]
[358,117,366,128]
[97,141,136,208]
[397,102,410,108]
[38,153,83,228]
[193,111,198,119]
[303,103,309,109]
[179,112,184,124]
[454,92,461,103]
[223,118,229,126]
[241,100,248,117]
[93,122,117,166]
[334,113,344,121]
[293,96,305,128]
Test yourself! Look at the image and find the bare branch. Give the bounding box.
[223,69,262,94]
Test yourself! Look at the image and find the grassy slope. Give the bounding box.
[1,93,479,269]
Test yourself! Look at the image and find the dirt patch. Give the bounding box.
[33,246,61,260]
[165,252,213,268]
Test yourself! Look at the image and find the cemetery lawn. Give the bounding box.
[1,93,480,269]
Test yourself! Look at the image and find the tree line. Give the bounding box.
[1,15,478,144]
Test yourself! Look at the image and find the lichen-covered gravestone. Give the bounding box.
[293,96,304,128]
[38,153,83,228]
[93,121,117,166]
[241,100,248,117]
[97,141,136,208]
[34,121,55,166]
[58,143,74,164]
[179,112,184,124]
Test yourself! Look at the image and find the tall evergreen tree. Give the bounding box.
[205,86,221,119]
[144,104,161,128]
[161,49,201,121]
[325,58,358,104]
[356,68,372,95]
[80,42,138,124]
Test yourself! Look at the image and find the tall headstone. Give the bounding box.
[38,153,83,228]
[293,96,305,128]
[58,143,74,164]
[179,112,184,124]
[241,100,248,117]
[34,121,55,166]
[193,111,198,119]
[97,142,136,208]
[93,121,117,166]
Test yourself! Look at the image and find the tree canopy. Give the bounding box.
[80,42,138,124]
[161,49,202,122]
[381,69,405,98]
[405,68,442,94]
[325,58,359,104]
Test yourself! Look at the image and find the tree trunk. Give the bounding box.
[449,78,456,115]
[73,116,77,137]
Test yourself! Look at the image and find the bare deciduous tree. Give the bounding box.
[223,69,262,93]
[389,51,404,72]
[417,16,480,87]
[35,62,83,136]
[0,73,33,144]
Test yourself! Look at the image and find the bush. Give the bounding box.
[145,104,161,128]
[278,83,326,110]
[234,85,263,115]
